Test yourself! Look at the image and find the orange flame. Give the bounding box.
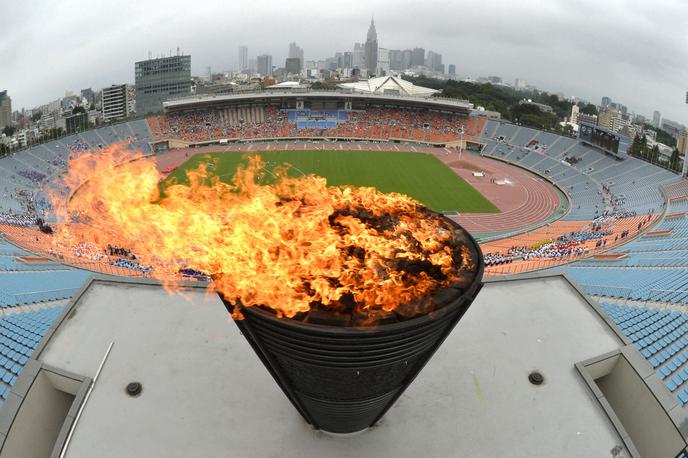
[49,145,475,319]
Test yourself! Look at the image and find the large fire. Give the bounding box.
[48,145,476,319]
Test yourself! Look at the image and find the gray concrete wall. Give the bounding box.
[598,357,684,457]
[0,372,73,458]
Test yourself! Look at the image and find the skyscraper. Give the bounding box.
[364,18,378,73]
[652,110,661,128]
[601,96,612,108]
[239,46,248,72]
[411,48,425,67]
[389,50,403,71]
[0,91,11,130]
[401,49,413,70]
[353,43,365,68]
[425,51,442,72]
[285,58,301,75]
[134,54,192,115]
[448,64,456,75]
[288,42,304,68]
[377,48,390,74]
[257,54,273,76]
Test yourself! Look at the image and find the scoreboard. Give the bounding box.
[578,122,629,160]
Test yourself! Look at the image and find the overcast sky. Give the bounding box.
[2,0,687,122]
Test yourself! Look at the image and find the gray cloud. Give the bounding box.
[2,0,687,122]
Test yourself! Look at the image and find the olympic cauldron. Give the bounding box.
[220,213,483,434]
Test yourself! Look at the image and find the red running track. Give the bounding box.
[154,143,563,238]
[431,152,562,234]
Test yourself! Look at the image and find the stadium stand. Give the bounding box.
[565,196,688,303]
[598,302,688,406]
[150,107,471,144]
[0,306,64,408]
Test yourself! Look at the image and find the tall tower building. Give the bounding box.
[411,48,425,67]
[288,42,304,68]
[257,54,273,76]
[364,18,378,74]
[239,46,248,72]
[101,84,130,122]
[353,43,365,68]
[652,110,661,129]
[425,51,442,72]
[0,91,11,130]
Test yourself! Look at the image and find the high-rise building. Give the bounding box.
[288,42,304,68]
[389,50,403,71]
[652,110,661,128]
[401,49,413,70]
[239,46,248,72]
[425,51,442,72]
[377,48,390,74]
[570,104,580,125]
[342,52,353,69]
[135,54,191,115]
[101,84,130,122]
[448,64,456,75]
[353,43,365,68]
[0,91,11,130]
[285,57,301,75]
[364,18,378,73]
[411,48,425,67]
[257,54,273,76]
[81,88,96,107]
[601,96,612,108]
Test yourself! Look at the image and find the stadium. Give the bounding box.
[1,78,688,457]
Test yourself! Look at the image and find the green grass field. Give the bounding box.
[162,150,499,213]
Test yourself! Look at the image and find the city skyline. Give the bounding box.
[2,0,688,122]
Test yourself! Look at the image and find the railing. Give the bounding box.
[163,89,472,107]
[578,284,634,299]
[13,288,82,305]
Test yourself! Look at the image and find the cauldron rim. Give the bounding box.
[225,216,484,333]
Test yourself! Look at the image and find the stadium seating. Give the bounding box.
[598,302,688,406]
[0,270,91,308]
[150,107,469,144]
[564,196,688,304]
[0,306,64,407]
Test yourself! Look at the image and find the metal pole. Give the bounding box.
[60,341,114,458]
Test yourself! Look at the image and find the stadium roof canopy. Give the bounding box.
[337,76,439,97]
[2,273,685,456]
[266,81,308,90]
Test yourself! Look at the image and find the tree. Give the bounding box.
[670,148,681,171]
[579,103,598,116]
[31,111,42,122]
[656,129,677,147]
[2,126,15,137]
[72,106,87,115]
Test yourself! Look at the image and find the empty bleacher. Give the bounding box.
[0,306,65,406]
[599,302,688,406]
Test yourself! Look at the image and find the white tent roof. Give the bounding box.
[338,76,438,97]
